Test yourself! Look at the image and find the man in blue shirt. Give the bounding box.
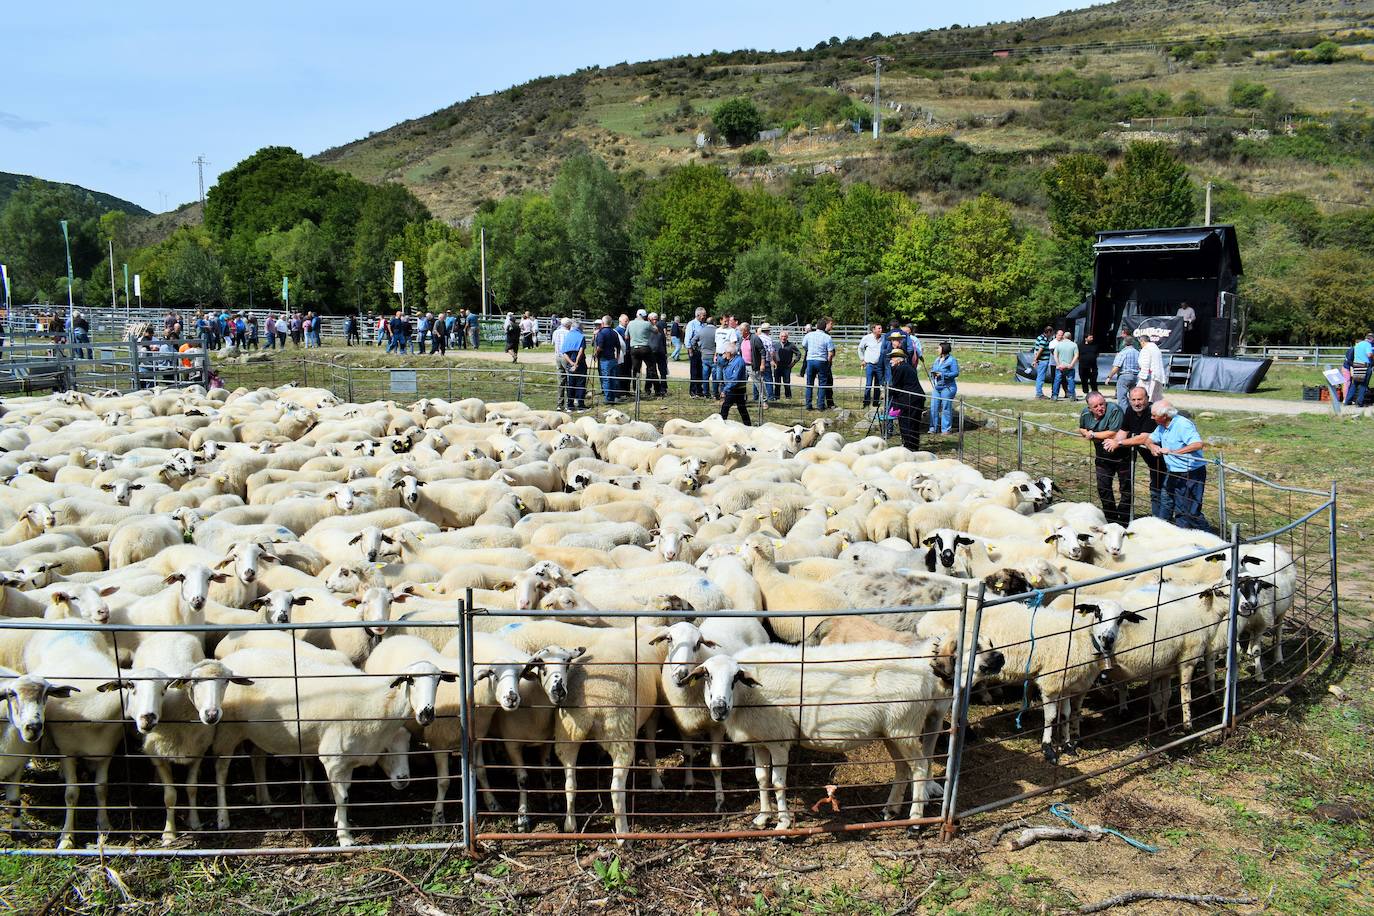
[1147,401,1216,533]
[560,319,588,410]
[594,316,623,405]
[685,307,706,398]
[1344,332,1373,407]
[801,318,835,410]
[466,310,480,349]
[718,343,752,426]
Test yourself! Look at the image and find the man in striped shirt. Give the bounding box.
[1031,325,1054,399]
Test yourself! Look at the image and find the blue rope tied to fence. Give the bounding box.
[1050,803,1159,853]
[1014,589,1047,730]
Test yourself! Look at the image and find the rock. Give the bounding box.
[242,351,273,364]
[1312,802,1361,824]
[1205,436,1235,446]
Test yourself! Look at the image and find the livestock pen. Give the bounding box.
[0,379,1340,857]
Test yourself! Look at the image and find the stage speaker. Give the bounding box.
[1207,318,1231,356]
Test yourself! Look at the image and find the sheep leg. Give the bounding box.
[881,739,911,820]
[1272,623,1285,665]
[214,751,233,830]
[709,727,726,813]
[56,756,80,849]
[1178,662,1198,731]
[1066,696,1084,752]
[751,745,774,828]
[768,744,792,830]
[153,759,180,845]
[185,757,203,831]
[320,756,355,847]
[503,740,531,832]
[642,710,664,791]
[93,756,112,840]
[1115,683,1129,717]
[431,750,449,826]
[557,741,579,834]
[610,743,632,844]
[5,781,19,833]
[473,743,498,811]
[1249,633,1266,683]
[682,741,696,790]
[1040,695,1060,764]
[250,746,272,807]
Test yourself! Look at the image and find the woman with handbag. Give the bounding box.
[886,348,925,450]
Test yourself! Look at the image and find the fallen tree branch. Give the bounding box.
[1079,891,1257,913]
[1006,826,1106,850]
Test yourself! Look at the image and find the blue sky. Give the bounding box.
[5,1,1084,213]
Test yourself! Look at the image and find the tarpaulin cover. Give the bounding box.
[1094,229,1216,251]
[1185,356,1272,394]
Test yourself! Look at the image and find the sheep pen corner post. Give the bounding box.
[940,581,982,842]
[1221,523,1243,736]
[1329,480,1341,658]
[455,590,475,851]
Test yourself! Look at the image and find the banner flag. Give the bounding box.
[282,276,289,305]
[134,274,141,297]
[393,260,404,295]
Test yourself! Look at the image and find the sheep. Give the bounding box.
[516,628,668,840]
[212,648,440,846]
[920,529,980,577]
[0,503,57,546]
[650,618,769,809]
[0,672,78,831]
[916,600,1145,763]
[23,625,123,848]
[687,638,1004,831]
[735,540,847,642]
[108,514,185,568]
[1204,542,1297,682]
[98,633,254,843]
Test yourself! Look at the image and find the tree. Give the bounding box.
[163,227,225,306]
[712,97,766,146]
[804,182,914,321]
[0,178,106,303]
[548,154,632,314]
[1043,153,1107,241]
[1100,143,1195,231]
[425,239,476,312]
[715,246,818,320]
[631,165,747,313]
[352,183,432,305]
[1296,248,1373,343]
[256,220,330,310]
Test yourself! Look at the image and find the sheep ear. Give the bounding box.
[391,592,411,604]
[1204,553,1225,562]
[230,677,255,686]
[1073,603,1101,617]
[99,483,114,491]
[214,556,234,570]
[571,646,587,661]
[1122,612,1147,624]
[1124,531,1135,538]
[698,637,719,649]
[381,535,395,544]
[1242,556,1264,567]
[439,671,459,683]
[98,586,119,597]
[164,573,185,585]
[684,665,708,684]
[388,675,414,689]
[955,536,975,547]
[733,669,762,688]
[647,632,669,646]
[342,598,361,607]
[1256,580,1275,591]
[391,479,405,488]
[474,667,495,683]
[50,591,71,605]
[247,596,266,608]
[1043,534,1061,544]
[293,595,313,606]
[95,680,127,693]
[211,573,230,583]
[347,533,363,545]
[167,677,190,690]
[46,684,78,698]
[130,483,144,491]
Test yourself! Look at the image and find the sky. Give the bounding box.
[5,1,1086,213]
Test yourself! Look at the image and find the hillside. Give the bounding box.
[315,0,1374,221]
[0,171,150,217]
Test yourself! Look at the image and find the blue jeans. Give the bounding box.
[671,338,682,361]
[930,384,957,433]
[752,367,774,403]
[1157,465,1216,533]
[1034,360,1049,397]
[599,358,619,403]
[386,334,403,353]
[1055,367,1076,399]
[863,363,883,405]
[710,355,726,398]
[804,359,826,408]
[1115,373,1137,411]
[1344,366,1369,406]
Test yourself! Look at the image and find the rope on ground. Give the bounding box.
[1003,804,1160,853]
[1050,803,1158,853]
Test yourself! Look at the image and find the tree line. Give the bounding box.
[2,141,1370,343]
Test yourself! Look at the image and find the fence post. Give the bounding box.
[347,365,355,403]
[517,366,525,403]
[634,375,641,422]
[957,396,965,460]
[1221,523,1243,734]
[941,582,983,841]
[448,366,453,401]
[1015,413,1024,471]
[303,359,309,388]
[1216,459,1229,534]
[128,338,139,392]
[454,591,475,850]
[1329,481,1341,657]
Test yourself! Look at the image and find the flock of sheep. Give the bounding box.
[0,384,1297,849]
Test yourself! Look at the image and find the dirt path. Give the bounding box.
[398,344,1335,416]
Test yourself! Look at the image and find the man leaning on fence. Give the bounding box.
[1147,400,1217,533]
[1079,392,1129,525]
[1110,386,1164,519]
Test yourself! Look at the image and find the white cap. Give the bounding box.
[636,309,647,318]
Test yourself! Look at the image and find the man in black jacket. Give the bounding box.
[886,349,926,451]
[774,330,798,399]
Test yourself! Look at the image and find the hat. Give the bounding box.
[759,323,771,331]
[889,348,906,360]
[636,309,647,318]
[888,330,905,339]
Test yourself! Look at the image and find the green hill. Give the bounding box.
[314,0,1374,221]
[0,171,149,217]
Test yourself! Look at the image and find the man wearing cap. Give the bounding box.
[859,323,885,408]
[886,347,925,450]
[685,307,707,397]
[560,319,588,411]
[1031,325,1054,400]
[756,323,777,402]
[627,309,658,398]
[718,342,752,426]
[1343,332,1373,407]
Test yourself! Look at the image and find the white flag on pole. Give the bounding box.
[134,274,141,297]
[1,264,8,301]
[392,260,404,295]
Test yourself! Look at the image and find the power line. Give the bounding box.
[864,55,894,140]
[194,155,209,209]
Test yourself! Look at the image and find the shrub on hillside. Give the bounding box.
[740,147,771,166]
[712,97,766,146]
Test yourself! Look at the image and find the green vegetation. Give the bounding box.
[712,97,766,146]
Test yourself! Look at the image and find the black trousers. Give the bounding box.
[655,350,669,394]
[897,413,922,451]
[721,391,752,425]
[1095,456,1132,526]
[1081,360,1099,393]
[689,351,704,396]
[631,346,659,393]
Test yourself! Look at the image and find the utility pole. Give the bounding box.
[109,239,117,308]
[479,227,488,317]
[193,155,209,208]
[864,55,893,140]
[1204,182,1213,226]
